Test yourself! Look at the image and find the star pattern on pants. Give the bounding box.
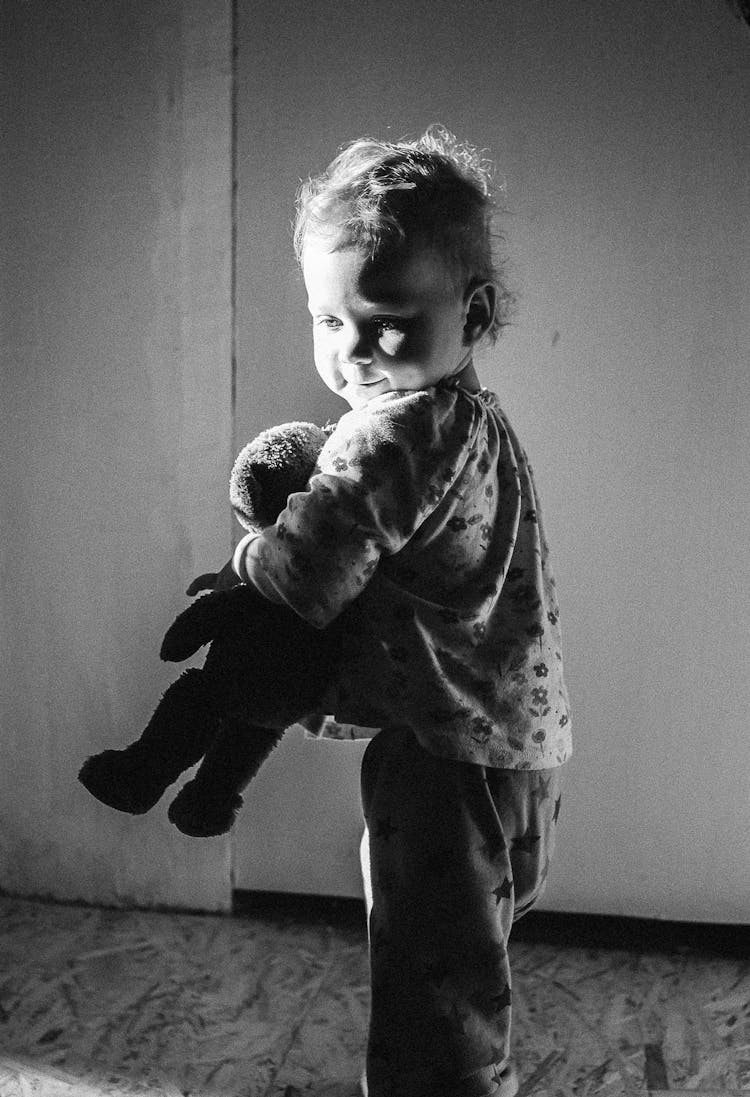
[532,775,552,804]
[492,876,513,904]
[492,1063,511,1085]
[490,1042,510,1066]
[363,729,564,1089]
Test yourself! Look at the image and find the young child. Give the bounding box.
[230,127,572,1097]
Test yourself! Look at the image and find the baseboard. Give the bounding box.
[232,889,368,928]
[509,909,749,956]
[232,890,749,955]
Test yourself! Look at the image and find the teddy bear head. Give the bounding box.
[229,421,331,532]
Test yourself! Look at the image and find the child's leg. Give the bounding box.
[360,827,373,921]
[360,726,563,1097]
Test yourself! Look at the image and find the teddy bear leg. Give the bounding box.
[78,668,219,815]
[168,719,285,837]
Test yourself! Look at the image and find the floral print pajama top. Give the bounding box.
[237,380,572,770]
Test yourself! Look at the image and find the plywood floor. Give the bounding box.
[0,895,748,1097]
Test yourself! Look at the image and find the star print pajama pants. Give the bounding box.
[359,725,564,1097]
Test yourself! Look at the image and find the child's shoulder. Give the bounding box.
[333,385,489,453]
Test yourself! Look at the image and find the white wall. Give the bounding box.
[3,0,748,922]
[233,0,750,920]
[1,2,234,909]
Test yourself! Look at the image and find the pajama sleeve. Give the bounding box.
[233,389,476,627]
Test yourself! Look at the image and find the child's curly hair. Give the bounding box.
[294,126,514,340]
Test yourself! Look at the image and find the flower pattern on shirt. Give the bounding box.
[252,384,572,770]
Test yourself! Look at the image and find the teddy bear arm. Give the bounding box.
[160,585,271,663]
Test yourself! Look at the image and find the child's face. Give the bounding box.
[302,241,479,410]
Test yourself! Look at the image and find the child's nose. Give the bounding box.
[339,326,373,365]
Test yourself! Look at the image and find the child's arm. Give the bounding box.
[232,391,476,627]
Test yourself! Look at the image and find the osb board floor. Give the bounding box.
[0,896,748,1097]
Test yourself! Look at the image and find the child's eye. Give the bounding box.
[372,318,409,354]
[373,317,404,335]
[315,317,342,331]
[374,318,408,341]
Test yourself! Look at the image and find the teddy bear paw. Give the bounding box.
[78,750,175,815]
[167,782,244,838]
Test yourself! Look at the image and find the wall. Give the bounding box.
[2,0,748,922]
[233,0,750,920]
[1,1,234,909]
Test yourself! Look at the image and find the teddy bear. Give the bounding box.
[78,421,342,837]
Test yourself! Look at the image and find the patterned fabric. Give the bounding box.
[246,380,572,769]
[360,726,564,1097]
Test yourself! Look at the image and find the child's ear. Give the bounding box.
[463,282,496,345]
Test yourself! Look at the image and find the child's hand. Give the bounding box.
[185,561,241,597]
